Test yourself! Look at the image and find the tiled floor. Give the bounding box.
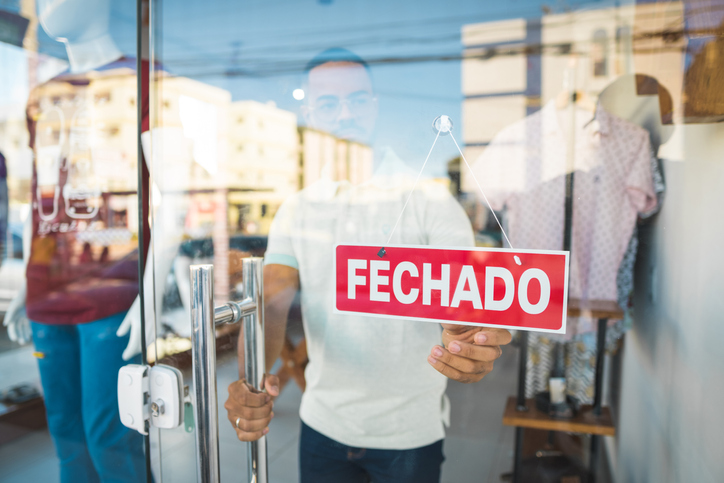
[0,346,518,483]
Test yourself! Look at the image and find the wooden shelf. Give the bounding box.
[567,299,624,320]
[502,396,616,437]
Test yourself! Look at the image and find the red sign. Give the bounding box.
[335,244,569,333]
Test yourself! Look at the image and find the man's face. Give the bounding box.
[304,61,377,144]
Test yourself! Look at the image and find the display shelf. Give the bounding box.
[502,396,615,436]
[507,298,622,482]
[567,298,624,319]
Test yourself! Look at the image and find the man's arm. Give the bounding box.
[226,262,299,442]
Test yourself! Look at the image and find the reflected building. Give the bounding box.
[460,1,684,198]
[1,65,375,249]
[227,100,298,235]
[299,127,372,188]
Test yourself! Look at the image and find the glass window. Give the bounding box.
[592,28,609,77]
[2,1,724,483]
[0,0,148,482]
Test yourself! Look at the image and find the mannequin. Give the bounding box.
[523,75,670,404]
[598,73,674,154]
[37,0,123,73]
[471,73,664,403]
[4,0,187,361]
[1,1,186,481]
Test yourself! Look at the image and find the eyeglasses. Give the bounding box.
[309,93,377,122]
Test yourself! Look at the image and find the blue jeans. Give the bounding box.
[299,422,445,483]
[0,177,7,259]
[31,313,148,483]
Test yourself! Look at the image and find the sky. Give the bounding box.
[5,0,629,176]
[141,0,624,175]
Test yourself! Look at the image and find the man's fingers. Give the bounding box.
[473,328,512,346]
[428,354,466,380]
[264,374,280,397]
[431,344,493,374]
[440,323,474,335]
[228,380,271,407]
[445,341,503,363]
[441,326,512,347]
[234,427,270,442]
[224,400,272,421]
[224,377,277,440]
[228,412,274,433]
[427,355,491,384]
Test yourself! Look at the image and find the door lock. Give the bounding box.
[151,399,165,417]
[118,364,184,435]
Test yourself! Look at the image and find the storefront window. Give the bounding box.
[0,0,148,480]
[2,1,724,482]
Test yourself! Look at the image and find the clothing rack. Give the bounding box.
[506,171,620,483]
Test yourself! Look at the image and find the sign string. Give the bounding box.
[379,130,440,256]
[448,131,515,251]
[380,116,519,265]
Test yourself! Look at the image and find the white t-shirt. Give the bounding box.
[265,149,474,449]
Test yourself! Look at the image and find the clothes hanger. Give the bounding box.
[554,89,597,113]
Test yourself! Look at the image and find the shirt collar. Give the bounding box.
[541,99,610,137]
[310,146,419,200]
[366,147,418,189]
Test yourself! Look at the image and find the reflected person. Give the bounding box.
[2,1,150,482]
[224,49,512,483]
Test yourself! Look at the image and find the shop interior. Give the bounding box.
[1,1,723,482]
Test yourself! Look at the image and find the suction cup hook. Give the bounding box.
[432,115,453,136]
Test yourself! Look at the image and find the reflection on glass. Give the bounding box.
[2,0,723,482]
[2,1,147,482]
[219,46,519,483]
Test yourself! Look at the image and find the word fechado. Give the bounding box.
[335,245,569,333]
[348,259,551,314]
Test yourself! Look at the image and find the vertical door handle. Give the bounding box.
[241,258,268,483]
[189,258,268,483]
[190,264,221,483]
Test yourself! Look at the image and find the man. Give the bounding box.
[224,49,511,482]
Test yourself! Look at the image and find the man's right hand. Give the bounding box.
[224,374,280,441]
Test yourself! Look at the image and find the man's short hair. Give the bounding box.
[304,48,371,74]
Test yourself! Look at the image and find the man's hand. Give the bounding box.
[427,324,512,384]
[224,374,280,441]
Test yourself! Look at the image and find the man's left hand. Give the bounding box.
[427,324,512,384]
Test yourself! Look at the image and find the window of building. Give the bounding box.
[592,28,608,77]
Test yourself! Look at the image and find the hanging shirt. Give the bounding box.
[25,58,150,325]
[265,148,475,449]
[471,101,657,335]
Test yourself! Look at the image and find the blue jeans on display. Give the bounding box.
[299,422,445,483]
[0,177,8,258]
[31,312,147,483]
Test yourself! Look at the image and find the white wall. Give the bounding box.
[615,122,724,483]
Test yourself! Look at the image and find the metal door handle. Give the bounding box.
[190,257,268,483]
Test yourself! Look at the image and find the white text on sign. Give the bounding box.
[335,245,569,333]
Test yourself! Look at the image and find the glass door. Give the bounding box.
[142,1,692,483]
[3,0,715,482]
[0,1,150,482]
[145,2,504,481]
